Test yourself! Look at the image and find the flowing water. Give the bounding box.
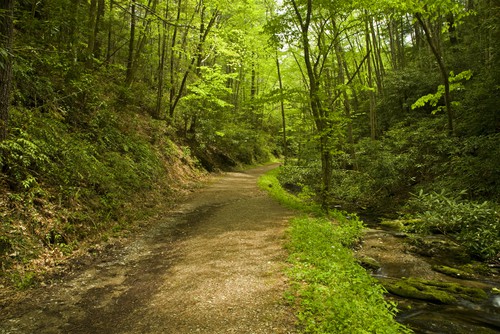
[357,223,500,333]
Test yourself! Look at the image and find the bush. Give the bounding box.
[407,190,500,261]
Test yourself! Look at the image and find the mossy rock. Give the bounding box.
[379,220,405,231]
[381,278,487,304]
[432,265,475,279]
[356,256,381,271]
[379,219,421,231]
[382,278,456,304]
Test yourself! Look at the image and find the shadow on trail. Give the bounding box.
[1,164,296,334]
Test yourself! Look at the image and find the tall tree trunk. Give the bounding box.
[365,18,376,140]
[70,0,82,63]
[125,1,136,86]
[155,3,169,119]
[88,0,97,58]
[416,13,454,136]
[168,0,182,119]
[131,0,157,76]
[250,57,257,126]
[369,18,383,93]
[276,51,287,165]
[93,0,105,59]
[0,0,14,141]
[106,0,113,63]
[291,0,331,211]
[334,40,356,168]
[169,5,219,119]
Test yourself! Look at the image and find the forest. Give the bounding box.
[0,0,498,315]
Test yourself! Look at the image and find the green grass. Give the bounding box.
[259,168,411,333]
[257,167,322,214]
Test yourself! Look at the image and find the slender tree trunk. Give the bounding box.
[106,0,113,63]
[93,0,105,59]
[276,51,287,165]
[125,1,136,86]
[155,3,169,119]
[291,0,331,211]
[334,40,356,168]
[365,18,376,140]
[369,18,383,93]
[169,6,219,119]
[416,13,454,136]
[132,0,156,75]
[250,57,257,126]
[169,0,182,119]
[70,0,82,63]
[88,0,97,57]
[0,0,14,141]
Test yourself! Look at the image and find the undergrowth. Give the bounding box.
[259,167,410,333]
[0,107,202,289]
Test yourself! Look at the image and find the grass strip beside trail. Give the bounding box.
[259,167,411,333]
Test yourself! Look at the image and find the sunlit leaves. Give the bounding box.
[412,70,473,113]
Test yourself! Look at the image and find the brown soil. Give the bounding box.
[0,164,297,334]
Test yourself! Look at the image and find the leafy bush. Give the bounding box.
[407,190,500,261]
[0,128,49,189]
[441,134,500,201]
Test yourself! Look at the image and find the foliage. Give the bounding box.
[286,216,409,333]
[278,118,455,210]
[411,70,473,114]
[0,106,186,284]
[259,168,408,333]
[406,190,500,261]
[258,167,322,214]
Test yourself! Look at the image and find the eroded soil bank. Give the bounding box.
[0,165,297,334]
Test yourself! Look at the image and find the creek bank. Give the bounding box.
[355,221,500,333]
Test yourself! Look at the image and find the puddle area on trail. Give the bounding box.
[355,222,500,334]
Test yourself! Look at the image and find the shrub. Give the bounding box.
[406,190,500,261]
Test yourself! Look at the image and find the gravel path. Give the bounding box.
[0,165,297,333]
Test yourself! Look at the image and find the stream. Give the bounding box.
[356,222,500,333]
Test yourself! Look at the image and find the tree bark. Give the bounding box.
[365,18,376,140]
[106,0,114,64]
[155,2,170,119]
[0,0,14,141]
[125,1,136,86]
[276,51,287,165]
[168,0,182,119]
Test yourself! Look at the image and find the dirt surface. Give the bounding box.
[0,164,297,334]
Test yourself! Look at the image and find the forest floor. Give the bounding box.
[0,164,297,334]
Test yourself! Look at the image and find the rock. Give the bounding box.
[381,277,488,304]
[356,256,381,271]
[432,265,475,279]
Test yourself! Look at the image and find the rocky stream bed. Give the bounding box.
[355,222,500,334]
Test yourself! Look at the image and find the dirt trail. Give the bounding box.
[0,165,297,334]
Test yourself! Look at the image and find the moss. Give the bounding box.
[382,278,457,304]
[380,220,405,231]
[432,265,475,279]
[380,219,421,231]
[356,256,381,271]
[381,278,488,304]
